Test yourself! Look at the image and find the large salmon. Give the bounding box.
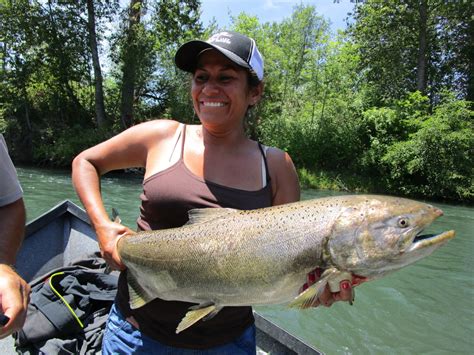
[117,195,455,333]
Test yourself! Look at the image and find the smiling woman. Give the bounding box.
[70,30,354,354]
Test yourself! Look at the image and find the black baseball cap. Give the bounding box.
[175,31,264,81]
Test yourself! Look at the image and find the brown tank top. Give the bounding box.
[116,124,273,349]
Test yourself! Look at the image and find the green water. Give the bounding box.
[17,167,474,354]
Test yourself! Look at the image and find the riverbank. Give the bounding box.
[15,163,472,205]
[297,168,374,193]
[297,167,473,205]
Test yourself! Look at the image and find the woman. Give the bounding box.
[72,31,353,354]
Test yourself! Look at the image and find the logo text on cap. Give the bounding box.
[208,32,233,45]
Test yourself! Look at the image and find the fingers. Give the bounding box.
[312,280,353,308]
[21,281,31,315]
[299,269,361,309]
[0,268,30,339]
[97,222,133,271]
[298,267,322,296]
[299,268,321,292]
[352,274,368,287]
[337,280,353,303]
[101,245,126,271]
[317,284,335,307]
[110,231,128,271]
[306,268,322,286]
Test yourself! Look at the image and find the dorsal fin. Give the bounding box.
[186,208,238,225]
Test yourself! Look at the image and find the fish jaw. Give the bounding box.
[325,196,455,279]
[394,229,455,268]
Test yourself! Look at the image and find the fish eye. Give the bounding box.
[398,218,409,228]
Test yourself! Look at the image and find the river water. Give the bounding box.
[16,166,474,354]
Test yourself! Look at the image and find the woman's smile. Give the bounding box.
[200,101,228,108]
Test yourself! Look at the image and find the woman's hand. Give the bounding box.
[95,221,135,271]
[300,268,367,308]
[0,265,30,339]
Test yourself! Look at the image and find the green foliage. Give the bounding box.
[381,94,473,201]
[32,126,113,167]
[0,118,7,134]
[349,0,473,104]
[232,7,366,170]
[298,167,376,193]
[147,0,205,124]
[359,91,430,172]
[0,1,471,202]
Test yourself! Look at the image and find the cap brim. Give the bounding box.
[175,40,251,73]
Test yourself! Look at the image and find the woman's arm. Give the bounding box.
[267,148,300,206]
[72,120,179,269]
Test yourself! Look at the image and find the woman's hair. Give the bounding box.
[248,70,261,88]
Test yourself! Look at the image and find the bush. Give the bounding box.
[359,92,429,173]
[381,94,473,201]
[33,126,113,167]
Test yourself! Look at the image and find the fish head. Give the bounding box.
[326,196,455,279]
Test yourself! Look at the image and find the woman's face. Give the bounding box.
[191,49,262,129]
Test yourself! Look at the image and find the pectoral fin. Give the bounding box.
[289,268,351,309]
[288,278,328,309]
[176,303,221,334]
[127,273,154,309]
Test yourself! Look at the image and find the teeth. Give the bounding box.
[202,102,225,107]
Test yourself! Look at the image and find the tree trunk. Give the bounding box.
[21,87,33,163]
[86,0,107,128]
[466,16,474,103]
[416,0,428,94]
[120,0,141,129]
[1,42,6,72]
[46,0,88,117]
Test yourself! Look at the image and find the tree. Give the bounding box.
[145,0,204,122]
[119,0,142,129]
[349,0,473,105]
[86,0,107,128]
[0,0,118,162]
[116,0,203,129]
[232,6,365,170]
[416,0,428,93]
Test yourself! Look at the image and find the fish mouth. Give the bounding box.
[407,230,455,252]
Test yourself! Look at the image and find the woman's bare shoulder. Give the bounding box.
[113,119,182,150]
[128,119,181,139]
[263,145,290,165]
[263,145,301,204]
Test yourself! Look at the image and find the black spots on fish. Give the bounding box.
[353,208,366,219]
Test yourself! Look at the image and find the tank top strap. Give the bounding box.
[257,142,271,186]
[168,123,187,163]
[180,124,187,159]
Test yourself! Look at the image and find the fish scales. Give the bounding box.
[116,195,455,333]
[121,201,334,299]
